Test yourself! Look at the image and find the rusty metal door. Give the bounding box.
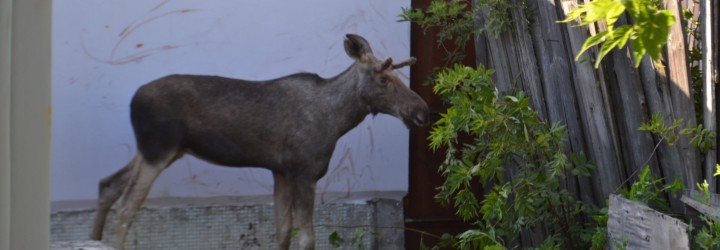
[404,0,477,248]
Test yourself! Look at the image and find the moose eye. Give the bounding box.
[379,76,389,85]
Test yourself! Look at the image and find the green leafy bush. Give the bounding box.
[619,166,683,210]
[427,64,595,249]
[690,165,720,249]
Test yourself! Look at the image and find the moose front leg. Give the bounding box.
[273,172,294,250]
[292,179,317,250]
[272,172,317,250]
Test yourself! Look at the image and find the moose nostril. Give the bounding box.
[414,113,429,126]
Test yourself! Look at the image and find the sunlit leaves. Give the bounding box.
[559,0,625,26]
[631,4,675,67]
[559,0,676,67]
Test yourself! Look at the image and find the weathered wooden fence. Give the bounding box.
[472,0,717,245]
[475,0,714,205]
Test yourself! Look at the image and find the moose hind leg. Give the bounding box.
[113,155,171,249]
[90,156,138,240]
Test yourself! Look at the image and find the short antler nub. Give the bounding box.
[392,57,417,69]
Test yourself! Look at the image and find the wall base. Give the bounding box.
[51,192,404,250]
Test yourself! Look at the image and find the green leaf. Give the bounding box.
[631,8,675,66]
[559,0,625,26]
[565,0,677,68]
[419,236,430,250]
[328,231,345,247]
[352,228,364,248]
[612,25,634,48]
[557,4,590,23]
[604,1,627,27]
[575,30,609,61]
[483,244,506,250]
[594,25,634,68]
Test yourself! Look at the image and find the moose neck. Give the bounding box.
[317,63,372,138]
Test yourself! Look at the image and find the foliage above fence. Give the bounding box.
[559,0,676,67]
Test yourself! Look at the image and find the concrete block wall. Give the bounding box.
[51,193,404,250]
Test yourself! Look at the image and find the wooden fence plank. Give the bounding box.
[476,2,547,119]
[476,2,552,246]
[527,0,586,155]
[601,15,661,191]
[680,191,720,221]
[524,0,600,216]
[559,0,625,204]
[638,55,691,214]
[665,0,701,188]
[607,194,689,250]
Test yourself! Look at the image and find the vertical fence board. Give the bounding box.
[598,16,662,188]
[638,55,692,214]
[476,2,547,119]
[526,0,596,215]
[527,0,586,155]
[560,0,625,204]
[665,0,701,189]
[476,2,551,246]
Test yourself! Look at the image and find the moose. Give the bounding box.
[90,34,429,249]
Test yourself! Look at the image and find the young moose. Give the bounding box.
[91,34,429,249]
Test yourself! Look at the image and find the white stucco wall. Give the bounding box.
[51,1,412,201]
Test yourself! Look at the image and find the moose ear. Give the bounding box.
[344,34,373,60]
[378,58,393,71]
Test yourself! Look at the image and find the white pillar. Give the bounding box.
[0,0,12,249]
[0,0,52,249]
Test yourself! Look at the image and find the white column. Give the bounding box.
[0,0,52,249]
[0,0,12,249]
